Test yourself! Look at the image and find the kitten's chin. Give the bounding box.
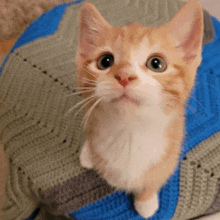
[112,94,142,107]
[106,95,143,118]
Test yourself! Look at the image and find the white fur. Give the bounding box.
[134,193,159,218]
[90,101,171,189]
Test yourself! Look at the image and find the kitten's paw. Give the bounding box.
[80,141,93,169]
[134,194,159,219]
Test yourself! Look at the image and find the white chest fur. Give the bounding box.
[90,104,171,190]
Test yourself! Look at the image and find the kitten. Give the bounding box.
[75,0,204,218]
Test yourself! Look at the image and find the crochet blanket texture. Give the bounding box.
[0,0,220,219]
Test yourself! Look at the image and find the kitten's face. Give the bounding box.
[76,1,203,118]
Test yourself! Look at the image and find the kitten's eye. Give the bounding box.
[146,56,167,72]
[97,54,114,70]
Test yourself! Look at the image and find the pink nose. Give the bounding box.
[114,74,137,87]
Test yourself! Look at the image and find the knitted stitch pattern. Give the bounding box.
[0,0,82,41]
[0,0,219,220]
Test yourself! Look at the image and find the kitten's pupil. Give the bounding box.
[102,56,111,67]
[152,59,162,69]
[97,54,114,70]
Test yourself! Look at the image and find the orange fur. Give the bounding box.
[76,0,204,218]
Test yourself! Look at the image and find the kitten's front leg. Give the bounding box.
[80,140,93,169]
[134,189,159,219]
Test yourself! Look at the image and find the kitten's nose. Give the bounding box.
[114,73,137,87]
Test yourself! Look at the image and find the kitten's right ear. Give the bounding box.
[78,2,112,56]
[162,0,204,63]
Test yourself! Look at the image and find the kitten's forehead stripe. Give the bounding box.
[114,23,152,47]
[115,35,122,47]
[111,23,154,67]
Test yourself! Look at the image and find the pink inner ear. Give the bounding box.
[79,32,96,58]
[78,3,112,58]
[78,20,97,57]
[177,16,203,62]
[162,0,203,63]
[79,24,109,58]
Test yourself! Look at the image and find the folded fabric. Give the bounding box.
[0,0,220,220]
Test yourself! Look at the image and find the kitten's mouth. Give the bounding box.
[115,94,141,106]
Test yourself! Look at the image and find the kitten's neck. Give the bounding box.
[98,102,172,126]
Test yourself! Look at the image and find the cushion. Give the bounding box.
[0,0,220,219]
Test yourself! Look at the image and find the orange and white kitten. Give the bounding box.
[75,0,203,218]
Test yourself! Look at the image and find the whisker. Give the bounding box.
[175,98,198,114]
[75,74,96,80]
[75,81,96,87]
[72,87,96,90]
[189,96,206,111]
[188,95,214,116]
[185,104,197,114]
[75,79,96,86]
[74,75,97,84]
[184,99,208,117]
[82,98,102,127]
[72,97,96,121]
[64,94,97,117]
[166,95,198,116]
[67,90,94,97]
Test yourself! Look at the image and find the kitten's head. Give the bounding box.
[75,0,204,118]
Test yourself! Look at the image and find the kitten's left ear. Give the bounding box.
[78,2,112,56]
[162,0,204,63]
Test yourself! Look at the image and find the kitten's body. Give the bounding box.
[84,95,175,190]
[76,0,204,218]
